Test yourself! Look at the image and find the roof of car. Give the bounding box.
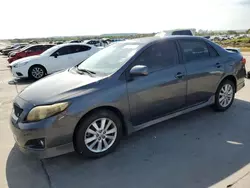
[55,43,93,48]
[126,36,205,44]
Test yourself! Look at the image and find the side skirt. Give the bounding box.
[133,95,215,132]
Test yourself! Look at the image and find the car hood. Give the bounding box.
[18,69,106,105]
[10,55,40,65]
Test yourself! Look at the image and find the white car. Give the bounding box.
[10,43,99,79]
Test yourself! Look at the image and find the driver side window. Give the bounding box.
[132,41,178,73]
[51,46,71,56]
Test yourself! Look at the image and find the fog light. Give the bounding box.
[25,138,45,149]
[40,140,45,147]
[16,72,23,76]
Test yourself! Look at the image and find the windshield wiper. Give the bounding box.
[76,67,96,76]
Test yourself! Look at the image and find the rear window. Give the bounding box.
[179,40,210,62]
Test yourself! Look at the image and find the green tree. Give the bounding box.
[227,30,237,35]
[247,29,250,34]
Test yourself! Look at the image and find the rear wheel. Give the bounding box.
[74,110,123,158]
[29,65,46,80]
[213,80,235,111]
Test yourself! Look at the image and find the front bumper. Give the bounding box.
[10,66,29,78]
[10,96,77,158]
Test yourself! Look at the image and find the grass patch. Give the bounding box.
[239,47,250,52]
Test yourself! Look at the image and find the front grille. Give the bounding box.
[13,104,23,117]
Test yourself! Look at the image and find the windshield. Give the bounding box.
[78,42,143,75]
[40,45,60,56]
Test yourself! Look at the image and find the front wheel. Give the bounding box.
[74,110,123,158]
[213,80,235,111]
[29,66,46,80]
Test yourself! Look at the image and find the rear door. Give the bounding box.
[28,45,44,56]
[178,39,223,106]
[127,40,187,125]
[43,45,54,52]
[69,45,92,65]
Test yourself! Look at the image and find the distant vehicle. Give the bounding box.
[203,36,210,39]
[68,40,82,43]
[55,41,64,45]
[83,39,103,47]
[7,44,28,57]
[155,29,194,37]
[10,43,100,79]
[83,39,110,47]
[29,40,38,44]
[10,36,246,158]
[8,44,54,63]
[1,44,23,55]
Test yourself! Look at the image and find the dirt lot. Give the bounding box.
[1,54,250,188]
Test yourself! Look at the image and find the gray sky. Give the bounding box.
[0,0,250,39]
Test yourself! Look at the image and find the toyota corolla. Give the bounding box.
[10,36,246,158]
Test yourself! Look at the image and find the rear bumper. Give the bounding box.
[237,81,245,92]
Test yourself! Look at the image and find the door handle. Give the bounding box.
[175,72,184,79]
[215,62,221,68]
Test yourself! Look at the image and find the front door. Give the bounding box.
[45,46,73,73]
[127,40,187,126]
[178,39,224,106]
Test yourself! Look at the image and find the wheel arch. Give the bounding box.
[28,64,48,77]
[72,106,128,149]
[218,75,237,92]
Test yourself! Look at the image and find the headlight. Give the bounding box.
[26,102,69,122]
[13,61,28,68]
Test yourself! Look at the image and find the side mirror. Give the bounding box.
[130,65,148,77]
[53,52,59,58]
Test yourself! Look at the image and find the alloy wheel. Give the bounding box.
[31,67,44,79]
[84,118,117,153]
[219,84,233,107]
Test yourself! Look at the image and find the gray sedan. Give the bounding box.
[10,36,246,158]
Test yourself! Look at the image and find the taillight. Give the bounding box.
[241,57,246,65]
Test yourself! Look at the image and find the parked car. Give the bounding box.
[68,40,82,43]
[83,39,106,47]
[10,43,99,79]
[155,29,194,37]
[54,41,64,45]
[1,44,22,55]
[8,44,54,63]
[10,36,246,159]
[7,44,28,57]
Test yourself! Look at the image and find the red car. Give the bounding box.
[8,44,54,63]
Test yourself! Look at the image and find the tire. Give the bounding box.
[74,109,123,158]
[29,65,46,80]
[213,79,235,111]
[247,71,250,79]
